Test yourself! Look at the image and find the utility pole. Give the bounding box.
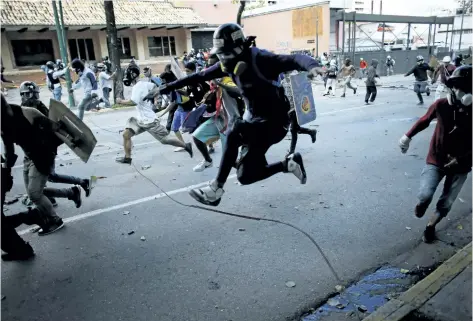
[52,0,75,108]
[458,0,466,50]
[104,0,124,103]
[315,9,319,57]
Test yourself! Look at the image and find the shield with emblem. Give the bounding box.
[285,72,316,125]
[49,99,97,163]
[170,56,186,79]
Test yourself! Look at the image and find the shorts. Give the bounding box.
[171,109,190,132]
[126,117,168,142]
[193,118,227,147]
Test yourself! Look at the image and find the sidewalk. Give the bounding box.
[363,243,472,321]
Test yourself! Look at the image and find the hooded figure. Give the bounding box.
[365,59,379,104]
[70,58,98,119]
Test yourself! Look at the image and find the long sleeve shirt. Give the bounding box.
[406,98,472,173]
[165,48,318,124]
[433,64,456,85]
[72,67,96,96]
[405,63,434,82]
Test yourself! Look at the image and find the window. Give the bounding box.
[11,39,54,67]
[147,36,176,57]
[68,38,96,61]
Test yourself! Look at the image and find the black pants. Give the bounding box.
[216,119,288,186]
[365,86,377,103]
[289,111,313,154]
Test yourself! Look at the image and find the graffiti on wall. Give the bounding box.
[292,6,323,38]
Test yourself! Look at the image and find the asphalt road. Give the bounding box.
[2,77,472,321]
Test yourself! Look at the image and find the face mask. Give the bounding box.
[447,87,473,106]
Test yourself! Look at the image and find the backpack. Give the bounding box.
[86,71,98,90]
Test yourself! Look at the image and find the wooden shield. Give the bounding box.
[48,99,97,163]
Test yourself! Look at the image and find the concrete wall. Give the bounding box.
[172,0,238,25]
[343,48,432,77]
[242,3,330,54]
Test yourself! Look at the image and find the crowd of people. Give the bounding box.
[1,22,471,261]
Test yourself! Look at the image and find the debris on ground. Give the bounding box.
[96,176,107,179]
[400,268,409,274]
[459,198,465,203]
[357,305,368,312]
[141,165,152,170]
[405,226,412,230]
[238,228,246,232]
[127,230,135,235]
[327,298,340,307]
[140,236,146,241]
[123,211,130,215]
[457,224,463,230]
[285,281,296,288]
[335,285,344,292]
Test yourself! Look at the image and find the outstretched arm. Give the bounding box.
[166,63,225,91]
[406,102,438,138]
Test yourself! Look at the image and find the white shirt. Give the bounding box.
[130,80,157,125]
[99,71,113,89]
[72,67,96,96]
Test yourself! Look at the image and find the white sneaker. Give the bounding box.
[286,153,307,184]
[193,160,213,172]
[189,180,224,206]
[174,147,185,152]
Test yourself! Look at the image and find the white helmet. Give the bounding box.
[330,59,337,66]
[387,55,391,59]
[360,57,364,60]
[442,56,451,63]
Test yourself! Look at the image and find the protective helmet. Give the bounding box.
[19,81,40,105]
[416,55,424,62]
[446,65,472,106]
[46,61,55,70]
[345,58,351,64]
[71,58,85,74]
[360,57,364,60]
[387,55,391,59]
[207,53,219,66]
[442,56,451,63]
[210,23,246,69]
[143,66,152,78]
[122,63,140,86]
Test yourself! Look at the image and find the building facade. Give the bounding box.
[241,0,331,55]
[1,0,206,70]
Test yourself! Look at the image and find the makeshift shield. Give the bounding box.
[48,99,97,163]
[288,72,317,126]
[170,56,186,79]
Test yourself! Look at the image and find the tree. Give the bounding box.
[104,1,124,103]
[455,0,472,14]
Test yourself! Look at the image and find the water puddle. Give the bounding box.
[302,266,415,321]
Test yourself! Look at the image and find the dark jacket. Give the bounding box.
[165,48,318,125]
[366,59,379,86]
[2,103,61,175]
[405,63,434,82]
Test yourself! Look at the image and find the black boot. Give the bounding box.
[1,242,35,261]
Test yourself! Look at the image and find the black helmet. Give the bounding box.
[210,23,246,56]
[446,65,472,93]
[71,58,85,74]
[19,81,40,105]
[345,58,351,65]
[46,61,55,69]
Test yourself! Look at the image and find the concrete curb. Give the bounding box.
[362,242,472,321]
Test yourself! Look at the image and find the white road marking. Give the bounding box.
[18,174,237,235]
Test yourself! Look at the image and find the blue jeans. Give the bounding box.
[77,93,92,120]
[53,86,62,101]
[417,164,469,218]
[102,87,112,108]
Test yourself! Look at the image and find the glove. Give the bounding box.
[399,134,411,154]
[308,67,323,80]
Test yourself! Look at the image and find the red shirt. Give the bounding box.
[360,61,367,69]
[406,98,472,173]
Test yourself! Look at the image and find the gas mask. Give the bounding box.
[216,46,244,74]
[447,87,473,107]
[123,65,140,87]
[417,60,424,65]
[20,92,39,106]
